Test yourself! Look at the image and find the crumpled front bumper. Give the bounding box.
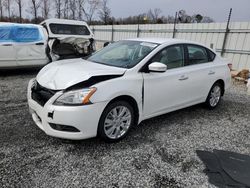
[27,79,107,140]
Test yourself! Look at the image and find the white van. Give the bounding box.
[0,19,95,69]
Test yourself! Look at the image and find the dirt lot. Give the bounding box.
[0,69,250,188]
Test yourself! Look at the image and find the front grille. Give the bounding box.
[31,81,57,106]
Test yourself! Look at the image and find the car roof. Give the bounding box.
[123,37,216,53]
[0,22,43,29]
[40,18,89,26]
[124,37,207,46]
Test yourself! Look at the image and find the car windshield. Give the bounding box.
[88,40,158,68]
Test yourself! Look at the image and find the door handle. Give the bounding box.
[208,71,215,75]
[179,75,189,81]
[2,44,13,46]
[35,42,44,45]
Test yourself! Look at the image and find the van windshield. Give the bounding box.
[88,40,158,68]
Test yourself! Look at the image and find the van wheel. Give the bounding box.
[205,83,223,109]
[98,101,134,142]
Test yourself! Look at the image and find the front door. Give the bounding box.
[143,44,192,118]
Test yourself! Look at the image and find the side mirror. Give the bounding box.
[148,62,167,73]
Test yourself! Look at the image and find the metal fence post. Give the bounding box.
[137,24,140,38]
[210,43,214,49]
[172,12,178,38]
[221,8,232,56]
[111,24,114,42]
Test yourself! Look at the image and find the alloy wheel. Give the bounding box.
[209,85,221,107]
[104,106,132,139]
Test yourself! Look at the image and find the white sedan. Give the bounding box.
[27,38,231,142]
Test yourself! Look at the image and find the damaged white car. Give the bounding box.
[0,19,95,68]
[27,38,231,142]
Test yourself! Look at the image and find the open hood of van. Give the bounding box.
[36,59,126,90]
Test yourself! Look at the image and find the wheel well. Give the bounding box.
[214,79,225,96]
[108,95,139,125]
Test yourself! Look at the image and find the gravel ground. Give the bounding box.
[0,69,250,188]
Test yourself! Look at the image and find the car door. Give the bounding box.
[14,26,48,66]
[0,26,17,67]
[142,44,194,118]
[183,44,217,102]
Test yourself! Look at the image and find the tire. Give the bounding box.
[205,82,223,109]
[98,101,135,142]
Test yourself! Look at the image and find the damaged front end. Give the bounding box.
[32,74,123,107]
[31,80,58,107]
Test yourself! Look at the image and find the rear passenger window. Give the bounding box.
[151,45,184,69]
[187,45,209,65]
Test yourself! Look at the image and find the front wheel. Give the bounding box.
[98,101,135,142]
[205,83,223,109]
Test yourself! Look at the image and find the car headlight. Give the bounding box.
[54,88,97,106]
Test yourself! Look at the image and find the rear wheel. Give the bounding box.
[205,83,223,109]
[98,101,135,142]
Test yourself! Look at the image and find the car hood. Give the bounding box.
[36,58,126,90]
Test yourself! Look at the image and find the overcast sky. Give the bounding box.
[108,0,250,22]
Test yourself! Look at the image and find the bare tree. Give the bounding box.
[147,8,162,23]
[41,0,50,19]
[4,0,11,20]
[69,0,76,19]
[55,0,62,18]
[98,0,111,24]
[163,15,175,23]
[15,0,23,23]
[0,0,3,20]
[82,0,100,24]
[63,0,69,18]
[77,0,85,20]
[29,0,42,23]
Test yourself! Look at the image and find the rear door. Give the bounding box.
[0,26,17,67]
[183,44,217,102]
[14,26,48,66]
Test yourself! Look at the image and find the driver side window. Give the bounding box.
[151,45,184,69]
